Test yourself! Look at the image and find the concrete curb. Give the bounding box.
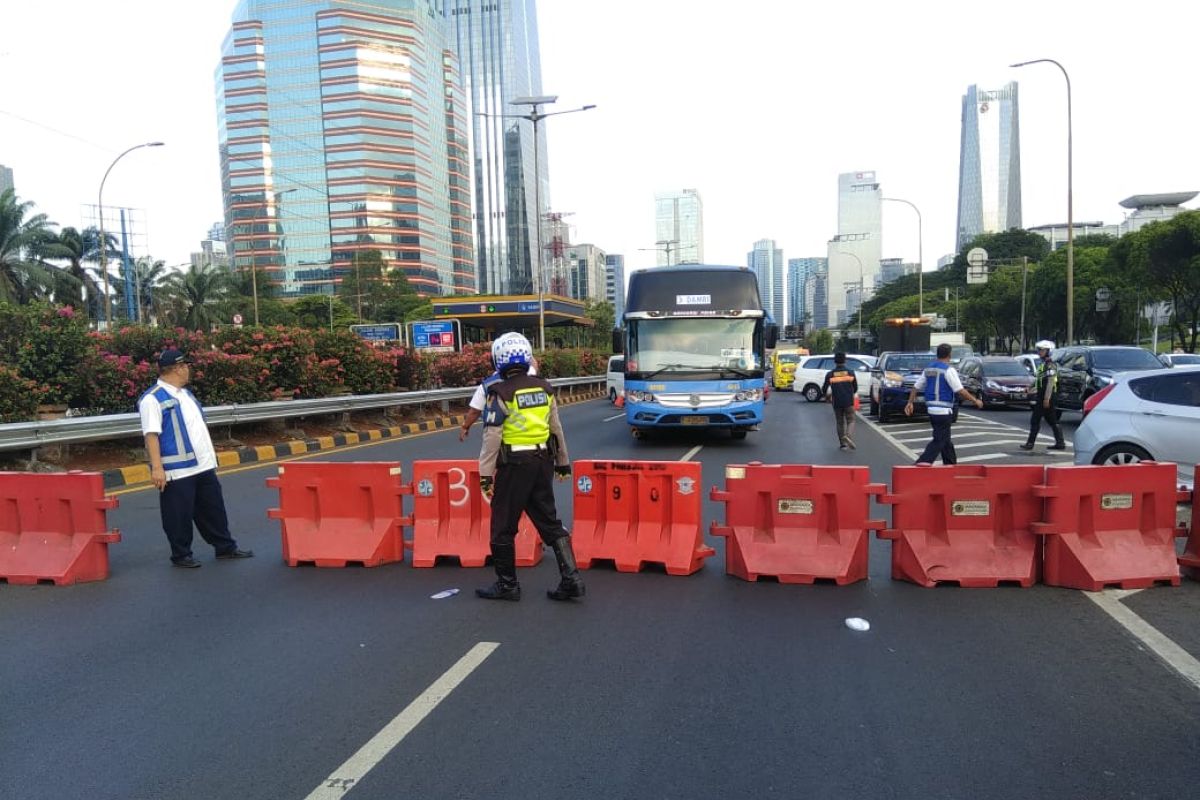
[103,389,605,490]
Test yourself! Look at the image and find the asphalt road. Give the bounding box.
[3,393,1198,799]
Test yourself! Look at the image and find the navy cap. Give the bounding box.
[158,349,189,368]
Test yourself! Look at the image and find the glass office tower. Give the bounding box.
[654,189,704,265]
[826,171,881,328]
[216,0,474,298]
[443,0,545,295]
[787,256,825,332]
[748,239,785,326]
[956,82,1022,250]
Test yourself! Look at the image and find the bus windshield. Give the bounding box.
[627,317,761,374]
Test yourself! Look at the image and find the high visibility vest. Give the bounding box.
[139,385,200,475]
[1034,360,1058,393]
[923,361,955,409]
[485,374,555,446]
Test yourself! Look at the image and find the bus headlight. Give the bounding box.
[735,389,762,402]
[626,389,655,403]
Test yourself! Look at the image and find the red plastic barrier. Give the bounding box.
[266,462,409,567]
[878,464,1045,587]
[0,471,120,585]
[408,460,544,568]
[709,463,884,584]
[1032,463,1182,590]
[1178,466,1200,579]
[572,460,713,575]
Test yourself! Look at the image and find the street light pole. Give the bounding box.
[489,97,596,351]
[882,197,923,317]
[1012,58,1073,345]
[838,251,864,352]
[638,238,679,265]
[98,141,164,329]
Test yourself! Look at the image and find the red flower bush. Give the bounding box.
[0,364,47,422]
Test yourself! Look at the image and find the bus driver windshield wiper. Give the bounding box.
[641,363,721,379]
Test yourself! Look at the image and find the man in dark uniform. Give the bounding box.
[821,352,859,449]
[476,332,585,602]
[1021,340,1066,451]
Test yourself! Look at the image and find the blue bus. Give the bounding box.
[620,265,777,440]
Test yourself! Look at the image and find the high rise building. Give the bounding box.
[879,257,919,286]
[207,222,225,243]
[216,0,474,299]
[605,253,626,320]
[787,257,825,332]
[564,244,607,303]
[191,237,230,271]
[0,164,13,195]
[443,0,546,295]
[747,239,785,325]
[956,82,1022,250]
[654,189,704,265]
[826,171,882,328]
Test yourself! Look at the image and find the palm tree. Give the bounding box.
[113,256,173,324]
[161,262,234,331]
[0,188,62,304]
[46,226,115,321]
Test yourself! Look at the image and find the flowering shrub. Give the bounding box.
[189,351,273,406]
[0,303,91,406]
[313,331,397,394]
[394,348,431,391]
[0,364,47,422]
[429,343,494,388]
[75,352,157,414]
[210,326,320,398]
[95,326,202,365]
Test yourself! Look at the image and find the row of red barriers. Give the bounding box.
[709,461,1194,590]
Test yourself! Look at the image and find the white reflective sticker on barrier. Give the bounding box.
[417,479,434,497]
[725,466,746,480]
[778,499,814,514]
[576,475,593,494]
[951,500,991,516]
[1101,493,1134,510]
[676,476,695,495]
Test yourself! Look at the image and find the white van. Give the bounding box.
[606,355,625,403]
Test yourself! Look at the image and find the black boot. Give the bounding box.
[547,537,585,601]
[476,542,521,601]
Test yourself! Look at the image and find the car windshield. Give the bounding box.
[1170,354,1200,365]
[776,353,802,364]
[884,354,933,372]
[982,361,1029,377]
[1092,349,1164,370]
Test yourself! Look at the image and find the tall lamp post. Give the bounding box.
[481,96,596,351]
[838,251,864,351]
[638,238,679,265]
[1011,58,1073,345]
[98,141,164,329]
[882,197,923,317]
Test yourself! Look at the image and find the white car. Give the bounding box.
[792,354,876,402]
[1073,366,1200,488]
[606,355,625,403]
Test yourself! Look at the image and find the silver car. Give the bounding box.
[1073,366,1200,488]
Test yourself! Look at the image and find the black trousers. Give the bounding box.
[1027,399,1065,446]
[490,452,569,548]
[916,414,957,465]
[159,468,239,562]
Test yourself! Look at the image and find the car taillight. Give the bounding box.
[1083,383,1116,416]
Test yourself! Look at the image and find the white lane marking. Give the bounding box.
[1086,591,1200,692]
[955,453,1012,463]
[305,642,500,799]
[681,445,703,462]
[602,413,624,422]
[952,440,1030,450]
[893,431,1006,443]
[865,417,920,460]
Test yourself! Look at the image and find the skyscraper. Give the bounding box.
[748,239,784,325]
[606,253,625,320]
[0,164,13,195]
[956,82,1022,250]
[826,171,881,328]
[787,257,825,332]
[565,244,607,303]
[443,0,546,294]
[216,1,474,298]
[654,189,704,265]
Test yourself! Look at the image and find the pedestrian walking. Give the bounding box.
[475,333,584,602]
[1021,340,1066,451]
[905,343,983,465]
[460,356,538,441]
[138,349,254,568]
[822,352,859,450]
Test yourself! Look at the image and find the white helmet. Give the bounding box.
[1035,340,1055,352]
[492,332,533,372]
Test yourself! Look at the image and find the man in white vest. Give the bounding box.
[138,349,254,568]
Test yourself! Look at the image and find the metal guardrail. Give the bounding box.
[0,375,607,452]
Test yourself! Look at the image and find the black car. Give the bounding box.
[958,356,1034,408]
[1052,346,1165,411]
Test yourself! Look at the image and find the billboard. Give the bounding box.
[410,320,460,353]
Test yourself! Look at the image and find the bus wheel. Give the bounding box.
[731,429,748,440]
[631,426,645,439]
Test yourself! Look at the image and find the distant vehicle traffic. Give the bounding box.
[957,356,1033,408]
[869,351,947,422]
[1159,352,1200,368]
[620,265,773,440]
[768,347,810,391]
[878,317,931,353]
[1073,366,1200,488]
[791,353,875,402]
[1053,346,1165,411]
[605,355,624,403]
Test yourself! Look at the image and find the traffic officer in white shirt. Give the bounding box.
[459,356,538,441]
[904,343,983,465]
[138,349,254,568]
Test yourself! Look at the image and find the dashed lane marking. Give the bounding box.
[1086,592,1200,693]
[681,445,703,462]
[603,413,625,422]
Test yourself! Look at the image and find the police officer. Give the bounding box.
[905,343,983,465]
[476,332,584,602]
[1021,340,1065,451]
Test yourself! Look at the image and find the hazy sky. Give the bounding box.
[2,0,1197,278]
